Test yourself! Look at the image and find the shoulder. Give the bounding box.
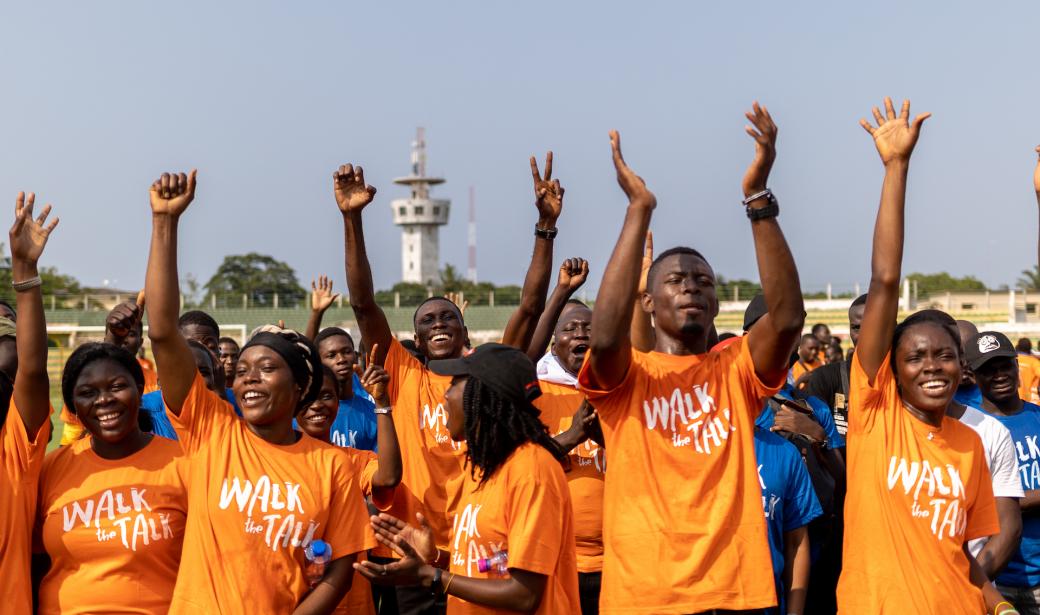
[754,427,800,458]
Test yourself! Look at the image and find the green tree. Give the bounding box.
[1018,265,1040,290]
[716,275,762,301]
[905,272,986,296]
[204,253,306,308]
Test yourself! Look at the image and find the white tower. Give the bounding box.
[391,128,450,286]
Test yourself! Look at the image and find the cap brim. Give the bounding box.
[969,349,1017,371]
[428,356,473,377]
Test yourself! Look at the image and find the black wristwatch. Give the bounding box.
[743,189,779,220]
[534,225,559,239]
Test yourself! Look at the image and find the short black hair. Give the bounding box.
[1017,338,1033,353]
[800,333,817,344]
[412,296,464,327]
[646,247,710,290]
[565,299,589,308]
[178,310,220,337]
[850,294,869,309]
[217,336,240,349]
[314,327,354,348]
[0,300,16,318]
[890,309,961,372]
[62,343,145,411]
[811,323,829,334]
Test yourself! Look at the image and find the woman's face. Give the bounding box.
[894,322,961,414]
[233,345,301,427]
[445,375,468,441]
[297,378,339,441]
[73,359,141,444]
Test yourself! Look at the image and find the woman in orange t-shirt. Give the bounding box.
[355,344,581,614]
[838,98,1009,615]
[144,170,373,615]
[35,343,188,614]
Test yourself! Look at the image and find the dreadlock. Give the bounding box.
[461,377,566,487]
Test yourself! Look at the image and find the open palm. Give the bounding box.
[860,98,930,165]
[9,192,58,264]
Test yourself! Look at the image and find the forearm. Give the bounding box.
[783,527,810,615]
[305,308,326,342]
[502,233,555,349]
[371,411,402,488]
[292,554,356,615]
[751,216,803,335]
[979,499,1022,578]
[1021,489,1040,510]
[629,297,655,352]
[343,212,391,363]
[553,426,585,455]
[525,284,571,360]
[12,257,49,437]
[433,568,543,612]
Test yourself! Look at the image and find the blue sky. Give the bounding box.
[1,1,1037,296]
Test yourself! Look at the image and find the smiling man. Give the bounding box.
[313,327,377,451]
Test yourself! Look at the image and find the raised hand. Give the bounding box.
[1033,146,1040,195]
[530,151,564,225]
[859,97,930,166]
[10,192,59,265]
[149,170,197,217]
[311,275,340,312]
[445,291,469,317]
[609,131,656,209]
[356,344,390,406]
[557,257,590,292]
[637,230,654,294]
[742,102,778,196]
[106,298,143,342]
[333,164,377,213]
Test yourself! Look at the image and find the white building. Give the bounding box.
[391,128,450,285]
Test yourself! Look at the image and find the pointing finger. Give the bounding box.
[368,343,380,368]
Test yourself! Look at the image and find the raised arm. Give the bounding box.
[629,230,655,353]
[305,275,340,341]
[335,164,392,366]
[740,103,805,383]
[525,258,589,361]
[501,153,563,349]
[856,98,930,381]
[145,170,200,415]
[1034,146,1039,276]
[9,192,58,438]
[357,344,402,491]
[584,132,656,390]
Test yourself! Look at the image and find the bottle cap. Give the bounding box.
[311,540,328,556]
[477,558,490,573]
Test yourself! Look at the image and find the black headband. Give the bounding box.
[242,330,323,411]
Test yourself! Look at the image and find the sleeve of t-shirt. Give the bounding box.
[988,424,1025,499]
[725,336,786,419]
[807,396,845,449]
[360,453,395,511]
[965,444,1002,541]
[2,399,52,479]
[324,454,377,558]
[782,448,824,531]
[165,372,236,456]
[848,350,896,435]
[504,465,568,575]
[577,348,645,419]
[385,337,422,406]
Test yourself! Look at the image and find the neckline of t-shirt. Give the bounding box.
[83,433,166,465]
[901,404,950,440]
[646,350,707,363]
[240,422,311,452]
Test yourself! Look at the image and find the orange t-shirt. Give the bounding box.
[166,373,374,614]
[384,337,466,549]
[533,380,605,573]
[447,442,580,615]
[0,403,51,615]
[837,352,999,614]
[577,337,781,613]
[334,447,393,615]
[58,358,159,445]
[790,358,820,385]
[36,435,188,614]
[1018,353,1040,404]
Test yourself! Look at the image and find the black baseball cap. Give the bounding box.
[743,294,768,332]
[429,343,542,404]
[966,331,1018,371]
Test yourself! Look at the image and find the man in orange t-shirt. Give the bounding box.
[579,118,804,612]
[790,333,822,388]
[1016,338,1040,404]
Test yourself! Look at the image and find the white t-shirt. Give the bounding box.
[958,405,1024,557]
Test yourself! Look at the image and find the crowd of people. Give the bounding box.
[2,96,1040,614]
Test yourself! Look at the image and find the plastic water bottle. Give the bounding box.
[477,548,509,576]
[304,539,333,586]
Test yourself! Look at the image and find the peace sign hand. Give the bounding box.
[859,97,930,166]
[149,170,198,218]
[10,192,59,266]
[356,343,390,406]
[609,131,656,210]
[333,164,377,213]
[530,151,564,225]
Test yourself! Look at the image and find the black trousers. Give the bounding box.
[578,571,601,615]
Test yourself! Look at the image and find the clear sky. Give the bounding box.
[1,1,1037,296]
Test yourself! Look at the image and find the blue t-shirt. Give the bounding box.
[291,374,379,452]
[954,384,983,408]
[755,427,823,614]
[987,402,1040,588]
[141,387,241,441]
[756,383,846,450]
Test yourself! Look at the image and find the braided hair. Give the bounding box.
[461,377,566,487]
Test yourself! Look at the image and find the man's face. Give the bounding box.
[642,253,719,344]
[814,326,832,347]
[552,304,592,376]
[218,341,239,384]
[848,304,865,347]
[975,357,1021,405]
[122,325,144,356]
[180,324,219,354]
[414,299,467,360]
[798,338,821,363]
[318,335,357,396]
